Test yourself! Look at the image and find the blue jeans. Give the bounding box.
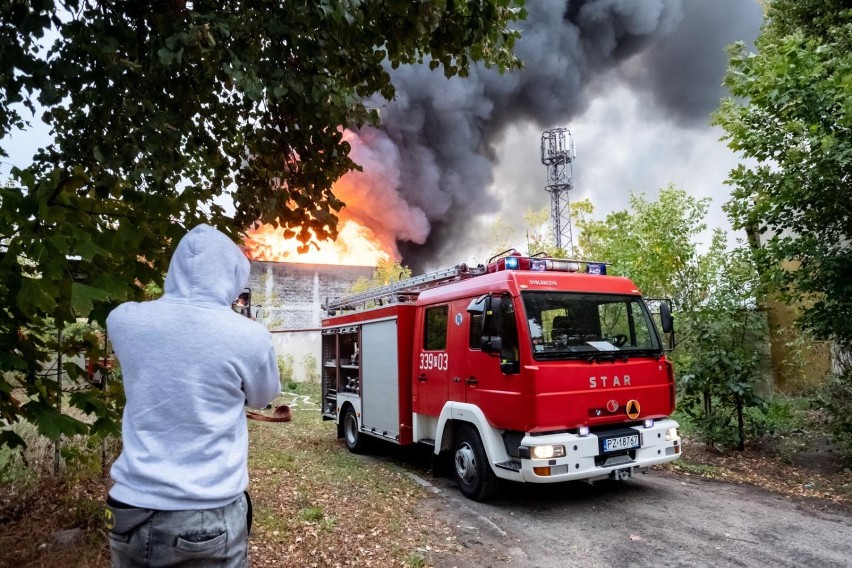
[107,494,249,567]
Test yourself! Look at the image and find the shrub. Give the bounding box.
[817,369,852,466]
[302,353,319,384]
[277,355,294,386]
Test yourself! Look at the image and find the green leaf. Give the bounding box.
[18,277,58,316]
[25,401,89,440]
[0,430,26,450]
[69,390,111,417]
[157,47,174,65]
[71,282,111,317]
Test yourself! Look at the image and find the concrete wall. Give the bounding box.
[247,261,374,383]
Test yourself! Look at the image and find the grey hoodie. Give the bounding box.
[107,224,280,510]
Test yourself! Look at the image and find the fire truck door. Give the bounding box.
[463,293,523,425]
[414,304,451,417]
[447,302,469,403]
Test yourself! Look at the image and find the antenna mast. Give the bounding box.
[541,128,576,256]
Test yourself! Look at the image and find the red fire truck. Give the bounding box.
[320,251,681,500]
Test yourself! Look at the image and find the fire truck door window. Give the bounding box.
[627,301,655,347]
[598,302,629,343]
[423,305,449,351]
[598,301,651,347]
[499,296,519,367]
[468,312,484,349]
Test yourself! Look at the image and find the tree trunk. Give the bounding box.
[735,393,745,451]
[703,390,714,448]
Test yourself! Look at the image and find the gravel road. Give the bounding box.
[413,469,852,568]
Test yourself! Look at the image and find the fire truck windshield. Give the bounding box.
[521,292,663,359]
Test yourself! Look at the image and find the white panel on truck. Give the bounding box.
[361,319,399,440]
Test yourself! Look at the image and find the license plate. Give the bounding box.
[602,434,640,453]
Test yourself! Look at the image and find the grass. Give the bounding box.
[668,460,724,477]
[406,552,427,568]
[246,382,463,566]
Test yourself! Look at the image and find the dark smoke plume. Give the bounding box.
[334,0,763,272]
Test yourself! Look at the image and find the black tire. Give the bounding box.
[452,424,500,501]
[342,406,367,454]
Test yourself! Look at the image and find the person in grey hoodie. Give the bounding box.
[104,224,280,567]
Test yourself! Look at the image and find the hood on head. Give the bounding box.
[163,224,250,307]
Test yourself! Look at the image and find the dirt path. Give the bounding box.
[413,469,852,568]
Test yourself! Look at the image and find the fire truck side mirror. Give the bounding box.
[659,302,673,334]
[479,295,503,355]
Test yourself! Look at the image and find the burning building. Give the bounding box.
[242,221,390,383]
[245,260,373,383]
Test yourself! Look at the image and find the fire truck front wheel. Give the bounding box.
[342,406,367,454]
[453,424,500,501]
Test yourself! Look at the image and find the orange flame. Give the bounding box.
[241,127,429,266]
[243,220,392,267]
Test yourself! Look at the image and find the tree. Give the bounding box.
[348,258,412,299]
[0,1,525,449]
[714,3,852,458]
[676,245,768,451]
[485,217,516,261]
[483,203,578,261]
[713,4,852,360]
[575,185,710,309]
[523,205,566,258]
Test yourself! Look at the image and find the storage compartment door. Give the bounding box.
[361,319,400,440]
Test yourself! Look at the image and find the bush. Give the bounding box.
[302,353,319,384]
[745,394,811,437]
[675,391,766,450]
[1,417,120,492]
[817,370,852,466]
[277,355,294,386]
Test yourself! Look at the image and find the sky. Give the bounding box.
[1,1,766,272]
[480,0,767,266]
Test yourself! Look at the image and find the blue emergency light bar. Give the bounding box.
[587,262,606,275]
[496,254,607,275]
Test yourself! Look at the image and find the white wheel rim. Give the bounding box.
[455,443,477,485]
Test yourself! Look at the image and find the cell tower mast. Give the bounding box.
[540,128,576,255]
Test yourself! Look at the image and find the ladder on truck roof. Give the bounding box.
[325,263,487,313]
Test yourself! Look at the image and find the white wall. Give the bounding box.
[270,329,322,384]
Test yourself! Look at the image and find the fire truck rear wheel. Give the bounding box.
[453,424,499,501]
[343,406,367,454]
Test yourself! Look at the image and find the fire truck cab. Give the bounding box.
[321,252,681,501]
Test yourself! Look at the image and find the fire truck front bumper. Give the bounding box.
[512,419,681,484]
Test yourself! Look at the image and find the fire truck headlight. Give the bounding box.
[531,445,566,459]
[665,427,680,442]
